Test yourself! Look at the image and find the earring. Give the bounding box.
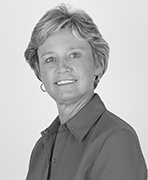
[40,83,46,92]
[94,75,101,82]
[94,75,98,81]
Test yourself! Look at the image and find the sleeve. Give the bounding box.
[90,129,147,180]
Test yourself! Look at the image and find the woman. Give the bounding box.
[24,4,147,180]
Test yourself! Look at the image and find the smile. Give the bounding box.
[56,79,77,86]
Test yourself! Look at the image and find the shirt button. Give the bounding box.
[44,129,49,134]
[62,124,67,129]
[53,159,57,163]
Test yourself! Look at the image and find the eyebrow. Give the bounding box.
[70,47,84,51]
[41,51,54,57]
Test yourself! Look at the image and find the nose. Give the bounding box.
[57,58,71,74]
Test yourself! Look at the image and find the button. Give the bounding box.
[44,129,49,134]
[53,158,57,163]
[62,124,67,129]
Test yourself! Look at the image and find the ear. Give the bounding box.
[94,65,102,78]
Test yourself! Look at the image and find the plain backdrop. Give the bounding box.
[1,0,148,179]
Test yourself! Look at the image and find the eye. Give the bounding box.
[45,57,56,63]
[69,52,81,59]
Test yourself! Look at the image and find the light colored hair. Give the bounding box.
[24,3,110,89]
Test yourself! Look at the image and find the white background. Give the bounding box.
[1,0,148,179]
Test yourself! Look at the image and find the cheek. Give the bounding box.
[78,65,94,86]
[40,67,53,84]
[82,61,95,77]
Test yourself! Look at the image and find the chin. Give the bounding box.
[55,92,80,104]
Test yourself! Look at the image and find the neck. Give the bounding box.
[57,92,94,124]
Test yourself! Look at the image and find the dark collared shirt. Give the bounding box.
[26,94,147,180]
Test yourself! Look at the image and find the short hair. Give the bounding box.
[24,3,110,89]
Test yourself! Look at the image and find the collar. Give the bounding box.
[41,116,60,137]
[67,93,106,141]
[41,94,106,141]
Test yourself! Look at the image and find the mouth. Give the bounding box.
[55,79,77,86]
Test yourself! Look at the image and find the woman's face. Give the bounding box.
[37,28,99,105]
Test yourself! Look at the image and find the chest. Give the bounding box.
[26,124,106,180]
[45,126,102,180]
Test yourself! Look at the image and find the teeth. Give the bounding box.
[56,80,76,85]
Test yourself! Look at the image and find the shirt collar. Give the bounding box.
[41,94,106,141]
[67,93,106,141]
[41,116,60,137]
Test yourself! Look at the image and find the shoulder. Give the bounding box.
[85,109,141,160]
[102,128,139,152]
[96,110,139,142]
[90,109,144,156]
[28,137,45,165]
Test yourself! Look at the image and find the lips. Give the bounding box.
[55,79,77,86]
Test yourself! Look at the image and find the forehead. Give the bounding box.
[38,28,92,53]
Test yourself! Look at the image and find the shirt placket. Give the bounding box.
[49,123,67,179]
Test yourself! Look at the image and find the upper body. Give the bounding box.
[26,94,147,180]
[24,4,147,180]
